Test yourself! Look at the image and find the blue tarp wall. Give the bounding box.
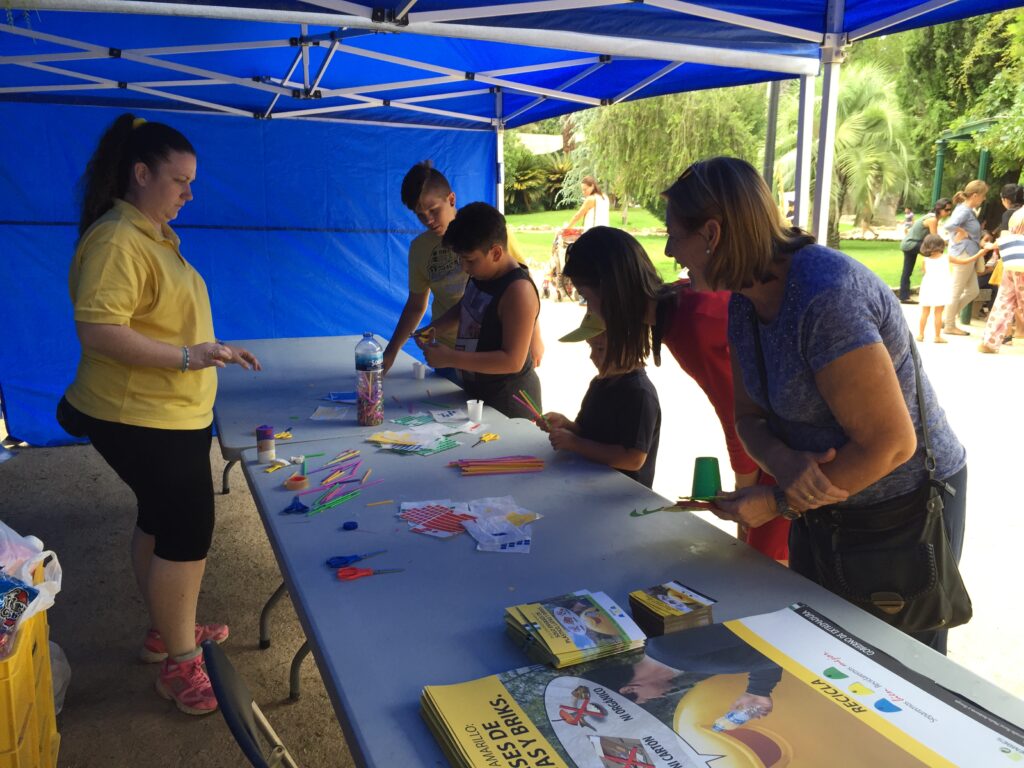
[0,102,496,445]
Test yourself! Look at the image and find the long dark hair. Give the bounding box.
[562,226,662,374]
[1001,183,1023,206]
[932,197,952,217]
[78,114,195,237]
[582,175,604,197]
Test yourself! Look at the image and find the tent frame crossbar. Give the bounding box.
[11,1,820,76]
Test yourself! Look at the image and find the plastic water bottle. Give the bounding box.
[711,707,756,732]
[355,333,384,426]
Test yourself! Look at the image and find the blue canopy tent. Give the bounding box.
[1,0,1018,445]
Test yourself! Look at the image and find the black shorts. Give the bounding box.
[68,401,215,562]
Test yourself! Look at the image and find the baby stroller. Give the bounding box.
[543,227,582,302]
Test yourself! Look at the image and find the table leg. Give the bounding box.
[221,459,238,494]
[259,581,287,650]
[289,641,311,701]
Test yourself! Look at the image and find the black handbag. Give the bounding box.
[752,322,972,633]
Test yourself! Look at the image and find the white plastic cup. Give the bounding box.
[466,399,484,422]
[413,361,426,380]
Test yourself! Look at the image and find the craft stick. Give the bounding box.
[295,478,360,496]
[362,469,373,484]
[304,452,325,459]
[519,390,551,428]
[366,500,394,507]
[511,393,541,420]
[309,489,361,514]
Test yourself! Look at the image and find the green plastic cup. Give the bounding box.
[691,457,722,501]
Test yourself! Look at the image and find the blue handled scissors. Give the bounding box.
[325,550,386,568]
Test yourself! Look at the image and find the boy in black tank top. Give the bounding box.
[415,202,542,418]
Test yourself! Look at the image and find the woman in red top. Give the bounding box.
[562,227,789,561]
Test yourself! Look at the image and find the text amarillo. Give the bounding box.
[464,696,557,767]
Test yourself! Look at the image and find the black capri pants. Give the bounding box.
[73,407,215,562]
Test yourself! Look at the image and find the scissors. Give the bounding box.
[472,432,499,448]
[336,566,404,581]
[629,500,717,517]
[325,550,386,568]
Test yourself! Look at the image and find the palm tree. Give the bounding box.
[774,63,912,246]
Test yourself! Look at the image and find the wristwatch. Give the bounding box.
[772,486,801,520]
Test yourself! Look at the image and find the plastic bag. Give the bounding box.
[0,573,38,637]
[0,520,61,622]
[49,642,70,715]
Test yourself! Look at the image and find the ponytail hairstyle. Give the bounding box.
[957,179,989,202]
[78,114,195,237]
[562,226,662,374]
[400,160,452,211]
[951,191,967,206]
[581,175,604,197]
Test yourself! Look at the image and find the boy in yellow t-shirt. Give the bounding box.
[382,161,543,377]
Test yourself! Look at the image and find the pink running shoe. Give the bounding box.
[140,623,230,663]
[155,654,218,715]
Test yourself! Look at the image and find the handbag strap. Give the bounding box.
[748,309,952,495]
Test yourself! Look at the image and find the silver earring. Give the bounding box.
[705,248,711,256]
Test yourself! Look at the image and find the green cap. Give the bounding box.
[559,311,606,343]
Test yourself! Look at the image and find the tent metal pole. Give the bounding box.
[762,80,780,188]
[496,88,505,214]
[792,74,814,231]
[17,60,250,115]
[295,0,370,18]
[612,61,681,104]
[398,88,492,104]
[644,0,821,42]
[408,0,623,23]
[300,24,310,90]
[0,21,295,97]
[320,75,461,98]
[847,0,956,41]
[811,4,846,245]
[14,1,821,76]
[265,49,303,118]
[0,38,290,66]
[486,57,601,78]
[329,42,604,106]
[504,61,606,124]
[310,40,338,92]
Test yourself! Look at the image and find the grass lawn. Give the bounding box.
[512,217,913,290]
[506,208,666,231]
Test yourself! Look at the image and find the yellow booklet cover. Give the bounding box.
[424,675,569,768]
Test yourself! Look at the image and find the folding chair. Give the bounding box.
[201,640,300,768]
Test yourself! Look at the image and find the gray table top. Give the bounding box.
[214,336,461,460]
[239,398,1024,766]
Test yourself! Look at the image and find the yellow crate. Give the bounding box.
[0,618,39,755]
[0,701,38,768]
[0,563,59,768]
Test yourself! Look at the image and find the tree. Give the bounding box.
[503,132,546,213]
[773,63,911,246]
[574,85,767,216]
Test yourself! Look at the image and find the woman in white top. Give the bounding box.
[568,175,610,231]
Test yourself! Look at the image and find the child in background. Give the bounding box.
[542,315,661,489]
[917,233,952,343]
[415,202,541,417]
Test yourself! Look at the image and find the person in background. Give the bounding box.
[561,227,789,562]
[902,206,915,236]
[944,180,995,336]
[543,315,661,488]
[980,208,1024,354]
[382,161,543,377]
[415,202,541,418]
[996,183,1023,236]
[59,114,260,715]
[899,198,953,304]
[916,234,952,344]
[663,157,966,653]
[567,175,610,232]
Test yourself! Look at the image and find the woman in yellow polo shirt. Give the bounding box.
[58,114,259,716]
